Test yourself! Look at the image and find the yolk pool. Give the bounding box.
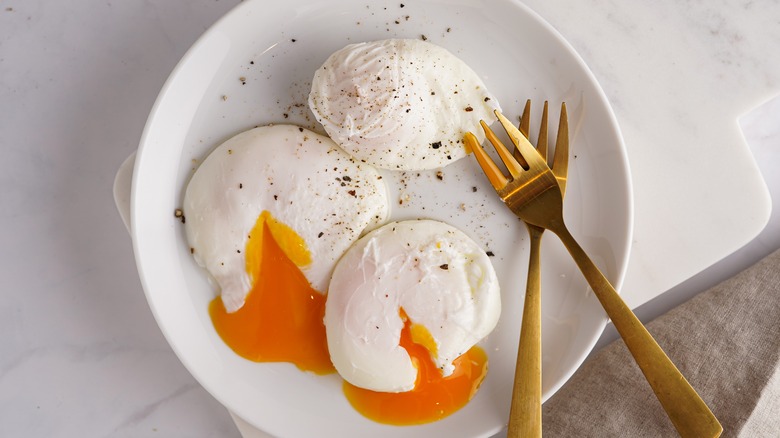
[207,211,488,422]
[343,309,489,425]
[209,211,334,374]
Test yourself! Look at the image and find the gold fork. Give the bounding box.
[506,100,566,438]
[464,109,722,438]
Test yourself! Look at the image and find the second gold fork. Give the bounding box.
[508,100,568,438]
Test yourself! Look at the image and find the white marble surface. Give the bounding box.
[1,1,778,437]
[531,0,779,308]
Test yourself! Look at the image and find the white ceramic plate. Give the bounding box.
[131,0,632,436]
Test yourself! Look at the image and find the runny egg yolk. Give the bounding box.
[343,309,489,425]
[208,211,487,421]
[209,211,334,374]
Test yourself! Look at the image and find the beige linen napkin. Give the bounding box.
[542,248,780,437]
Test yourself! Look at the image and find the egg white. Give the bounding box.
[324,219,501,392]
[309,39,501,171]
[183,124,389,312]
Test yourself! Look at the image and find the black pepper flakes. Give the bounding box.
[400,3,405,7]
[436,171,443,180]
[486,251,495,257]
[283,113,289,118]
[239,183,243,189]
[174,209,185,224]
[439,264,449,270]
[274,195,278,200]
[348,190,356,197]
[465,106,474,112]
[421,34,428,41]
[291,38,297,42]
[342,175,352,182]
[318,232,324,238]
[190,247,195,254]
[472,186,478,192]
[431,141,442,149]
[484,97,491,102]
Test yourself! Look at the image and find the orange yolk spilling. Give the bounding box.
[208,211,488,423]
[343,309,489,425]
[209,211,334,374]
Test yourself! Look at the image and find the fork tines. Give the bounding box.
[464,102,568,195]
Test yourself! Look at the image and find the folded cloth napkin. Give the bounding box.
[542,248,780,437]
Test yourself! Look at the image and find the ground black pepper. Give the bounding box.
[174,209,185,224]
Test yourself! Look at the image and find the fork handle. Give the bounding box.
[507,225,544,438]
[552,224,722,438]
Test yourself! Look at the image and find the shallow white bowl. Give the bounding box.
[131,0,633,436]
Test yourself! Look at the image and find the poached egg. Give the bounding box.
[309,39,500,171]
[324,219,501,393]
[184,124,389,313]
